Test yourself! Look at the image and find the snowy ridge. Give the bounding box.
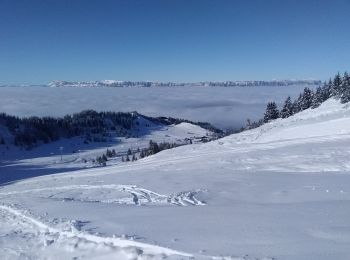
[48,79,321,88]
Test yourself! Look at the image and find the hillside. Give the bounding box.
[0,113,218,184]
[1,99,350,259]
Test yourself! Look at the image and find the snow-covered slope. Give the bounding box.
[1,99,350,259]
[0,116,215,184]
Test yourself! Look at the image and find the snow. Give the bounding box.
[1,99,350,259]
[0,204,191,260]
[0,117,213,184]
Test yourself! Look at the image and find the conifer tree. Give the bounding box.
[331,73,342,97]
[140,150,145,158]
[280,96,293,118]
[127,148,132,155]
[106,149,113,157]
[292,94,303,114]
[298,87,313,110]
[340,72,350,103]
[263,102,279,123]
[312,86,325,108]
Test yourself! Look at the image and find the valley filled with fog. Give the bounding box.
[0,84,317,129]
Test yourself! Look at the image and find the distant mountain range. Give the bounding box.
[47,79,322,88]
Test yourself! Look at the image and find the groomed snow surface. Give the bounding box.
[1,99,350,259]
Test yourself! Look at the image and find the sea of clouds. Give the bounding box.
[0,85,316,129]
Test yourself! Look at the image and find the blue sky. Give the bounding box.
[0,0,349,84]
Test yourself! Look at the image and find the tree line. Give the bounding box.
[0,109,223,149]
[122,140,180,163]
[243,71,350,130]
[0,110,136,148]
[92,141,181,167]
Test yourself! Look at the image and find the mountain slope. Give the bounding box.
[1,99,350,259]
[0,114,217,184]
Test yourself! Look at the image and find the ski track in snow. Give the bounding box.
[0,185,206,206]
[0,204,274,260]
[0,204,192,259]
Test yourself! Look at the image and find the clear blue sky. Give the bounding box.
[0,0,349,84]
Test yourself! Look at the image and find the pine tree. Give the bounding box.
[292,94,303,114]
[312,86,325,108]
[149,140,160,154]
[106,149,113,157]
[340,72,350,103]
[280,96,293,118]
[140,150,145,158]
[323,79,332,99]
[331,73,342,97]
[263,102,279,123]
[244,119,252,130]
[298,87,313,110]
[96,156,103,165]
